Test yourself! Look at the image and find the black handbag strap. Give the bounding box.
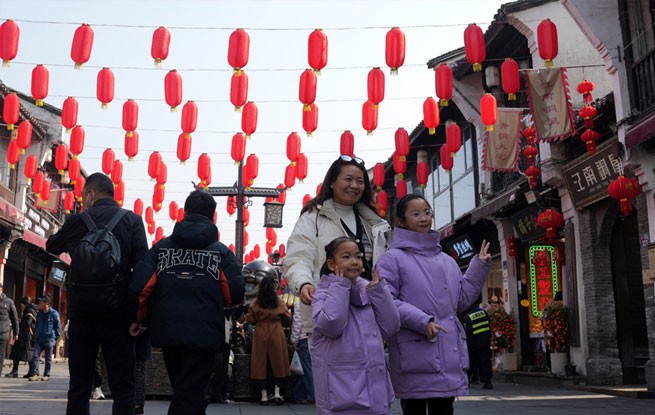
[80,209,128,232]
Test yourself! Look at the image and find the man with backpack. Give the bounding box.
[47,173,148,415]
[129,190,245,415]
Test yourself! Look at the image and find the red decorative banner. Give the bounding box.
[482,108,521,172]
[525,67,576,142]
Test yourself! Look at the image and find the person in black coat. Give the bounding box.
[0,283,19,376]
[5,297,37,378]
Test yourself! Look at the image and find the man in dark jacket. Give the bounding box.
[462,303,493,389]
[129,190,245,415]
[30,295,61,381]
[47,173,148,415]
[0,282,19,376]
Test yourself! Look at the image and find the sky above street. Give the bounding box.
[1,0,506,254]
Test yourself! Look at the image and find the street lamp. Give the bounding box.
[263,201,284,228]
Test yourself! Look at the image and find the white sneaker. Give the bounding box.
[92,387,105,400]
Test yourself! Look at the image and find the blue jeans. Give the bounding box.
[32,339,55,376]
[293,338,315,401]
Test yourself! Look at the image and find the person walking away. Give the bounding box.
[245,277,291,405]
[312,237,400,415]
[376,195,492,415]
[133,332,151,414]
[5,296,35,378]
[462,302,493,389]
[46,172,148,415]
[30,296,61,381]
[290,297,314,404]
[91,354,106,400]
[129,190,245,415]
[0,285,20,377]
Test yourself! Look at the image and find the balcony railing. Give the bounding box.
[631,46,655,114]
[0,184,15,205]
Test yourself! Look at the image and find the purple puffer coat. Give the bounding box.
[376,228,492,399]
[312,274,400,415]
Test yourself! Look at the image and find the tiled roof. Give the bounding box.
[0,80,48,139]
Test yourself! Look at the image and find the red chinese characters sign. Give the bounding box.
[528,245,559,318]
[526,67,576,142]
[482,108,521,171]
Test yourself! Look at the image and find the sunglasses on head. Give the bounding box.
[339,155,365,166]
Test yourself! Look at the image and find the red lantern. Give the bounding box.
[367,67,385,107]
[230,70,248,111]
[64,191,75,213]
[96,67,114,109]
[0,20,20,67]
[16,121,32,154]
[157,162,168,189]
[31,64,49,106]
[112,160,123,186]
[39,180,51,202]
[286,132,301,164]
[151,26,171,66]
[577,79,595,104]
[253,244,261,259]
[2,93,19,130]
[70,23,94,69]
[266,241,274,256]
[299,69,317,111]
[198,153,211,188]
[24,154,37,184]
[122,99,138,137]
[394,128,409,161]
[579,105,597,129]
[68,158,80,184]
[145,206,154,224]
[507,237,517,257]
[228,28,250,74]
[124,131,139,160]
[133,198,143,216]
[308,29,328,74]
[181,101,197,138]
[6,140,19,169]
[114,181,125,207]
[537,208,564,239]
[523,126,537,144]
[155,226,164,242]
[55,143,68,175]
[340,131,354,157]
[229,244,235,253]
[296,153,308,182]
[277,184,287,204]
[435,64,453,107]
[148,151,162,180]
[385,27,405,75]
[242,101,258,138]
[580,129,599,154]
[302,103,318,137]
[362,100,378,135]
[480,93,497,131]
[266,227,278,246]
[62,96,78,133]
[373,163,385,190]
[440,145,453,173]
[227,196,236,216]
[525,165,540,189]
[464,24,486,72]
[285,164,297,188]
[417,161,429,189]
[446,123,462,157]
[537,19,558,67]
[278,244,286,258]
[33,171,45,198]
[102,148,115,176]
[153,184,165,205]
[395,179,407,199]
[523,145,539,166]
[231,133,246,165]
[165,69,182,111]
[70,126,85,158]
[73,176,85,200]
[608,175,641,216]
[246,154,259,182]
[393,151,406,178]
[177,133,191,164]
[177,207,185,222]
[423,97,439,135]
[501,58,520,101]
[169,201,179,222]
[377,190,389,216]
[302,194,312,207]
[243,230,249,247]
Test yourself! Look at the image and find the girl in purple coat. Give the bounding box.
[312,237,400,415]
[376,195,492,415]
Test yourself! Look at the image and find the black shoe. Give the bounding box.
[5,372,18,378]
[23,373,36,378]
[482,382,493,389]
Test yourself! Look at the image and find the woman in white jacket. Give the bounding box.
[284,155,391,332]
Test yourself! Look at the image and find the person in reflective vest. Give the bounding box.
[462,303,493,389]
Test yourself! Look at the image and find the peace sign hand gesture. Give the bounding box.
[367,268,380,289]
[478,239,491,261]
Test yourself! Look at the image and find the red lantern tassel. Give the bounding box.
[547,228,555,239]
[586,141,597,155]
[620,199,632,216]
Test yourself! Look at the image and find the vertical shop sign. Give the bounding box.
[528,245,559,318]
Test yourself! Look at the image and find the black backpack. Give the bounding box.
[68,209,128,311]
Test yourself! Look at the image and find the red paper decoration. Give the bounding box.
[525,165,540,189]
[435,64,453,107]
[394,128,409,161]
[266,227,277,246]
[373,163,385,190]
[177,133,191,164]
[133,198,144,216]
[124,131,139,160]
[608,175,641,216]
[177,207,184,222]
[395,179,407,199]
[393,151,406,178]
[102,148,115,175]
[0,20,20,67]
[537,19,558,67]
[151,26,171,66]
[165,70,182,111]
[537,208,564,239]
[446,123,462,157]
[302,194,312,207]
[523,145,539,166]
[367,67,385,107]
[417,161,429,189]
[296,153,308,182]
[68,158,80,184]
[278,244,286,258]
[579,105,597,130]
[242,101,258,138]
[2,92,19,130]
[340,130,354,157]
[385,27,405,75]
[228,28,250,74]
[231,133,246,165]
[70,23,94,69]
[423,97,439,135]
[302,102,319,137]
[246,154,259,183]
[286,132,301,165]
[33,171,45,198]
[70,125,85,158]
[155,226,164,242]
[23,154,37,184]
[464,24,485,72]
[148,151,162,180]
[6,140,19,169]
[73,176,85,200]
[153,183,165,205]
[181,101,198,138]
[55,143,68,175]
[523,126,537,144]
[112,160,123,186]
[16,121,32,154]
[145,206,154,224]
[62,96,78,133]
[284,164,297,189]
[480,93,497,131]
[226,196,236,216]
[157,162,168,189]
[39,180,51,202]
[440,145,453,173]
[577,79,595,104]
[31,64,49,106]
[277,184,287,204]
[96,67,114,109]
[169,201,179,222]
[64,191,75,213]
[122,99,138,137]
[580,129,599,154]
[362,100,378,135]
[253,244,261,259]
[501,58,520,101]
[230,70,248,111]
[198,153,211,188]
[377,190,388,217]
[299,69,317,111]
[308,29,328,74]
[114,181,125,207]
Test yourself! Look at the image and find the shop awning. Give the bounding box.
[470,181,525,224]
[22,229,71,265]
[625,111,655,149]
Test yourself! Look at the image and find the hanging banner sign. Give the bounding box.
[482,108,522,172]
[526,67,576,142]
[528,245,559,318]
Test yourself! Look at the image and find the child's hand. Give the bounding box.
[478,239,491,261]
[367,268,380,289]
[425,320,447,340]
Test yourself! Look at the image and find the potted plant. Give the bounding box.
[490,309,517,370]
[542,302,569,374]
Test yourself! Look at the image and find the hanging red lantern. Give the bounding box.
[480,93,497,131]
[253,244,261,259]
[243,207,250,227]
[266,241,274,256]
[285,164,297,188]
[0,20,20,67]
[277,184,287,204]
[33,171,45,198]
[153,183,165,205]
[501,58,520,101]
[299,69,317,111]
[423,97,439,135]
[373,163,385,190]
[278,244,286,258]
[122,99,138,137]
[23,154,37,184]
[608,175,641,216]
[124,131,139,161]
[177,207,185,222]
[73,176,85,200]
[393,151,406,178]
[16,120,32,154]
[31,64,49,106]
[446,123,462,157]
[296,153,308,182]
[145,206,154,224]
[230,70,248,111]
[198,153,211,188]
[362,100,378,136]
[55,143,68,175]
[286,132,301,165]
[537,208,564,239]
[62,96,78,133]
[148,151,162,180]
[151,26,171,66]
[228,28,250,74]
[70,23,94,69]
[64,191,75,213]
[68,158,80,184]
[155,226,164,242]
[114,181,125,207]
[525,165,540,189]
[2,92,19,130]
[243,230,249,247]
[102,148,115,176]
[226,196,236,216]
[435,64,453,107]
[340,130,354,157]
[523,126,537,144]
[580,129,599,154]
[394,128,409,161]
[464,24,486,72]
[39,180,51,202]
[308,29,328,74]
[579,105,597,130]
[246,154,259,182]
[146,221,155,235]
[523,145,539,166]
[417,161,429,189]
[266,227,278,246]
[176,133,191,164]
[302,194,312,207]
[69,125,85,158]
[112,160,123,186]
[395,179,407,199]
[385,27,405,75]
[6,140,19,169]
[165,69,183,111]
[242,101,258,138]
[169,201,179,222]
[181,100,197,138]
[133,198,143,216]
[231,132,246,165]
[440,145,453,173]
[537,19,558,67]
[157,162,168,189]
[96,67,115,109]
[577,79,595,104]
[302,102,318,137]
[367,67,385,108]
[377,190,389,217]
